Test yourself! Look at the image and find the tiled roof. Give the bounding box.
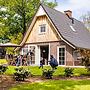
[41,4,90,49]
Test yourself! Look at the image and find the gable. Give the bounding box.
[36,6,46,16]
[26,15,60,43]
[15,4,77,51]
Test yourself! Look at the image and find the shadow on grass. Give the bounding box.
[9,80,90,90]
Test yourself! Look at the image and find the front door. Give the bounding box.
[40,45,49,65]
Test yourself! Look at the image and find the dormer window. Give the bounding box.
[39,24,46,33]
[70,25,76,32]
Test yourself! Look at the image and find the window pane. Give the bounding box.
[59,47,65,65]
[59,48,62,51]
[23,48,28,55]
[59,61,61,65]
[62,60,64,65]
[62,57,65,60]
[40,24,46,33]
[59,57,62,60]
[62,48,65,51]
[62,53,65,56]
[59,52,62,56]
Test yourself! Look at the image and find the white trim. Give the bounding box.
[38,24,47,34]
[21,47,28,55]
[21,48,23,55]
[28,45,40,66]
[28,44,36,47]
[38,44,49,65]
[27,45,37,65]
[38,45,40,65]
[57,46,66,66]
[48,43,50,65]
[62,38,75,49]
[36,45,40,65]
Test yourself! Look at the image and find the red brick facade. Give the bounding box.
[50,41,74,66]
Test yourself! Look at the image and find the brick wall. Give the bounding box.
[66,44,74,66]
[50,41,74,66]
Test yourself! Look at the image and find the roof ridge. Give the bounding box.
[41,3,84,23]
[41,3,90,49]
[41,3,65,15]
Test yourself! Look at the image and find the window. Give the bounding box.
[59,47,65,65]
[70,25,76,32]
[23,48,28,55]
[28,46,35,64]
[39,24,46,33]
[73,51,81,60]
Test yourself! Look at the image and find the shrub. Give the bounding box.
[14,67,30,81]
[0,64,8,74]
[42,69,54,79]
[64,67,74,77]
[82,56,90,71]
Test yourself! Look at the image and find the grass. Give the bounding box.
[5,66,50,75]
[0,59,89,76]
[5,65,89,76]
[9,80,90,90]
[0,59,90,90]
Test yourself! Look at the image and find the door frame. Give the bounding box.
[38,44,50,65]
[57,46,66,66]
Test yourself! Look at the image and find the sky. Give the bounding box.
[50,0,90,20]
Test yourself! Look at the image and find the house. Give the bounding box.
[16,4,90,66]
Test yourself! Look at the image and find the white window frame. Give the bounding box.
[57,46,66,66]
[22,47,28,55]
[28,45,37,65]
[39,24,47,34]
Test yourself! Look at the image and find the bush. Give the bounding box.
[14,67,30,81]
[42,69,54,79]
[0,64,8,74]
[64,67,74,77]
[82,57,90,71]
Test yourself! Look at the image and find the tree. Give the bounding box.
[78,49,90,71]
[0,0,57,42]
[80,12,90,71]
[41,0,57,8]
[80,12,90,30]
[0,0,57,53]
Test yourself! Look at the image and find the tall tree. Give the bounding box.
[78,49,90,71]
[0,0,57,53]
[0,0,57,43]
[80,12,90,30]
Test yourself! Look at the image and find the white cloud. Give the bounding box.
[55,0,90,20]
[69,0,90,10]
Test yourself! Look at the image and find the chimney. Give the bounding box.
[64,10,72,17]
[64,10,74,24]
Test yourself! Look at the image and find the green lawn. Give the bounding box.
[9,80,90,90]
[0,59,90,90]
[5,66,89,76]
[0,59,89,76]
